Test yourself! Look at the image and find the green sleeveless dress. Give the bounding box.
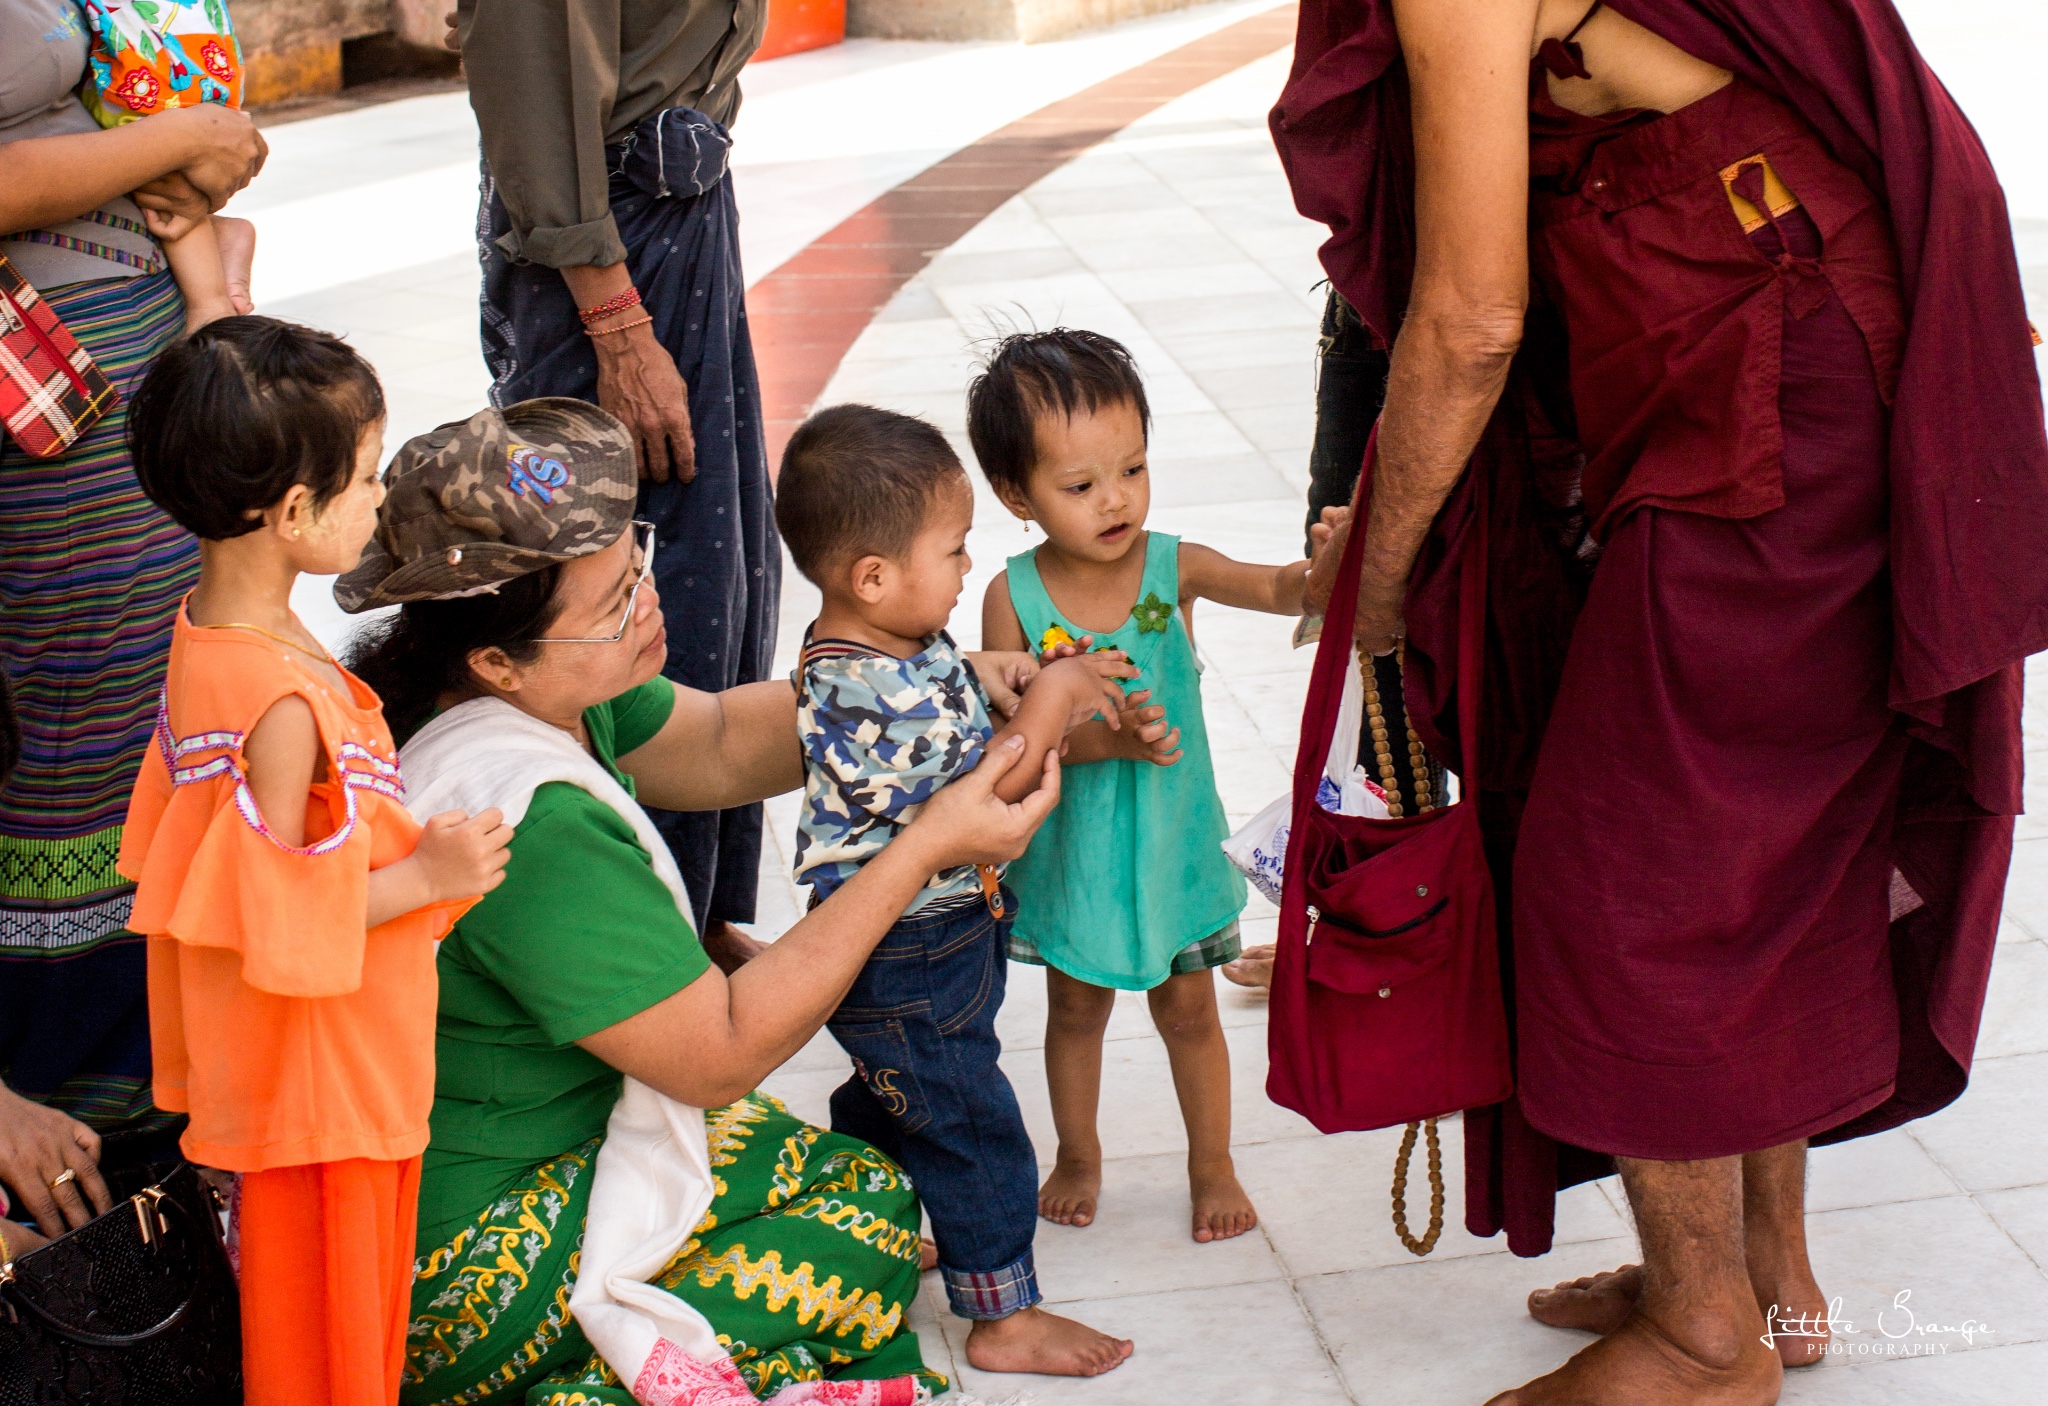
[1003,532,1247,990]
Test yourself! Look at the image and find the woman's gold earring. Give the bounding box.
[500,676,514,688]
[291,528,302,539]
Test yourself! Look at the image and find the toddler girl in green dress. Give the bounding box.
[970,329,1323,1244]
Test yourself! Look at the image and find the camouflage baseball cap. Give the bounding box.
[335,398,638,612]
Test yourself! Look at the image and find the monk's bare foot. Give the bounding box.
[701,920,768,975]
[966,1306,1132,1377]
[1752,1260,1832,1369]
[1190,1159,1258,1243]
[919,1237,937,1272]
[1528,1263,1643,1336]
[1221,944,1275,989]
[1529,1260,1830,1370]
[1486,1306,1781,1406]
[1038,1155,1101,1227]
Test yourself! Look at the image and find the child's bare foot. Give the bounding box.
[965,1305,1133,1377]
[1221,944,1274,989]
[1190,1160,1257,1242]
[919,1237,938,1272]
[1038,1155,1101,1227]
[213,215,256,313]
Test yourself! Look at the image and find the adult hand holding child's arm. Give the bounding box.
[985,653,1134,802]
[576,735,1061,1109]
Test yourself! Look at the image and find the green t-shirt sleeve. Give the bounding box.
[605,676,678,759]
[457,782,709,1046]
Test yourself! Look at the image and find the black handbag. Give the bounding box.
[0,1160,242,1405]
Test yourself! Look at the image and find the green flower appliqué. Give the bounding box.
[1132,591,1173,634]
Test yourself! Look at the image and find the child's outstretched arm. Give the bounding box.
[1177,541,1317,616]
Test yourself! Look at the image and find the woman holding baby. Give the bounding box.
[0,0,264,1240]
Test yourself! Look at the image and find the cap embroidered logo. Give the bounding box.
[506,445,570,504]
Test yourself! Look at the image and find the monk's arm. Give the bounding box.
[1347,0,1539,653]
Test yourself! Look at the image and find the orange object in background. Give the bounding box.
[753,0,846,62]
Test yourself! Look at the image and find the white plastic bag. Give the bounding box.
[1221,790,1292,905]
[1222,658,1390,905]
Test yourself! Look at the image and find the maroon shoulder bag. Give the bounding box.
[1267,428,1513,1172]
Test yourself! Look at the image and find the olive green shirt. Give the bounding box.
[458,0,766,268]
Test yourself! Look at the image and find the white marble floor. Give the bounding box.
[270,0,1283,647]
[253,6,2048,1402]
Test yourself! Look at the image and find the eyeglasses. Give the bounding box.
[535,521,656,645]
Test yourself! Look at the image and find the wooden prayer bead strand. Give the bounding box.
[1359,647,1406,817]
[1409,723,1435,813]
[1390,1117,1447,1256]
[1363,641,1443,1254]
[1391,642,1435,813]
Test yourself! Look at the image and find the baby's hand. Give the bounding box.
[1041,653,1135,733]
[1110,689,1183,767]
[140,205,202,244]
[1038,631,1104,664]
[413,808,513,902]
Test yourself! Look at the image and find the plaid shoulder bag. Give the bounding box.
[0,252,119,459]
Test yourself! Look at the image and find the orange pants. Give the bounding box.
[238,1156,421,1406]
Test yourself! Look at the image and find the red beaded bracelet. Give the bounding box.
[588,314,654,338]
[577,287,643,326]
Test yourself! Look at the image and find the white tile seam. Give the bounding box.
[1970,1190,2048,1288]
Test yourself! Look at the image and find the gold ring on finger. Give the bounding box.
[50,1168,77,1189]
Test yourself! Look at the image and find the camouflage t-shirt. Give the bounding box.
[794,629,995,913]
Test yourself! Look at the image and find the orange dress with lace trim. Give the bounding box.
[117,608,471,1172]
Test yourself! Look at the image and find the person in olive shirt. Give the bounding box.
[341,402,1066,1404]
[451,0,778,974]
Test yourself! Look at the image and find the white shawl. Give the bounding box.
[401,699,930,1406]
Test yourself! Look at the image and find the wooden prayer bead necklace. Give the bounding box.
[1361,645,1448,1257]
[1360,643,1434,818]
[1391,1117,1446,1256]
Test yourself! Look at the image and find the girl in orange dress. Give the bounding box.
[116,317,514,1406]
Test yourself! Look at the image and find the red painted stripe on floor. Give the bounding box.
[750,3,1300,468]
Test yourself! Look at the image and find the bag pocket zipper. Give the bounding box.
[1305,894,1450,947]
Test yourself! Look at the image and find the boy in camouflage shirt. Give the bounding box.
[776,404,1138,1379]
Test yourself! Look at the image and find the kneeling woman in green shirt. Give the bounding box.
[341,402,1066,1406]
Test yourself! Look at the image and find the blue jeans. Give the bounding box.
[827,891,1040,1320]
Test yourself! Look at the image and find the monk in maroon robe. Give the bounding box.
[1278,0,2048,1401]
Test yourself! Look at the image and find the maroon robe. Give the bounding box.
[1270,0,2048,1255]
